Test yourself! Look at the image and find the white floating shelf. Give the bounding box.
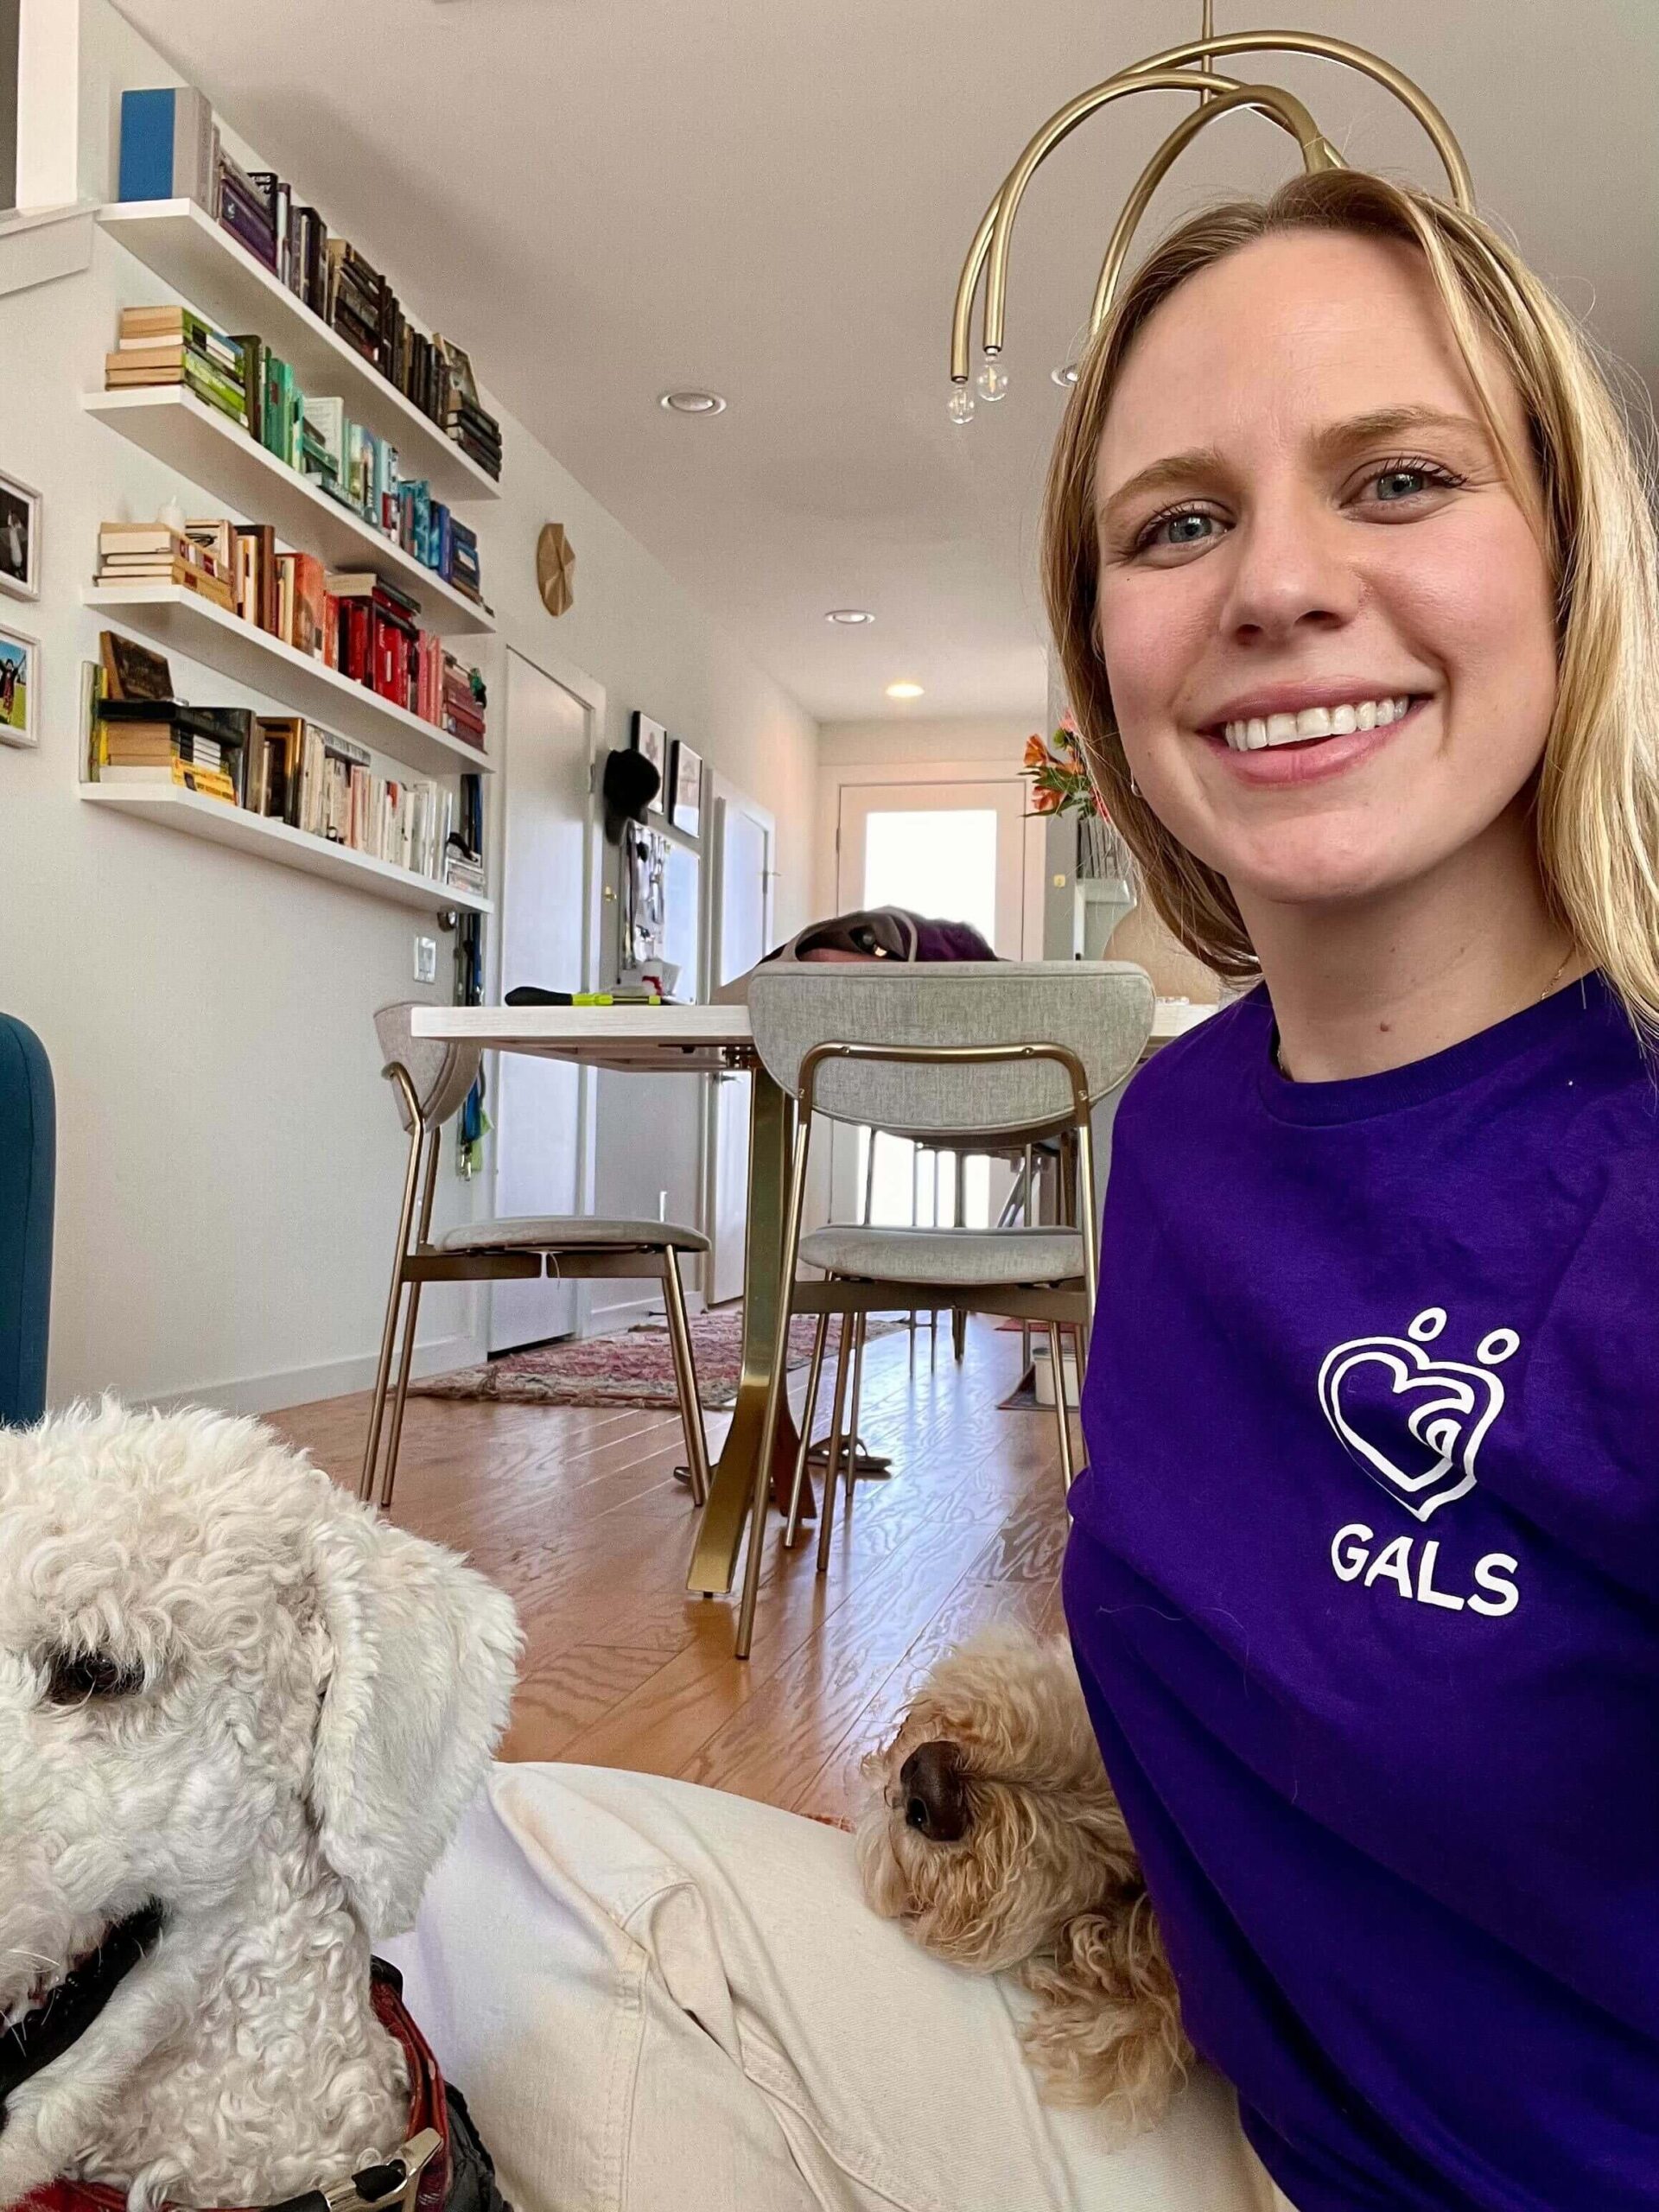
[80,781,493,918]
[80,387,495,637]
[96,200,501,505]
[83,585,493,779]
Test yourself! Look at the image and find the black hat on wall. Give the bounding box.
[601,747,659,843]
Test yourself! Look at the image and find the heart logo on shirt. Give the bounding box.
[1317,1307,1519,1522]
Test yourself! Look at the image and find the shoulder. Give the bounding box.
[1117,988,1268,1130]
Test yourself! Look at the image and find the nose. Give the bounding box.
[1217,495,1362,647]
[898,1740,970,1841]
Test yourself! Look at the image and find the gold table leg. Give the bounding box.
[686,1065,807,1596]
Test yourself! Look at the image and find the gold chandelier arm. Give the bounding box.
[952,65,1249,385]
[1089,82,1342,340]
[951,194,1006,397]
[1121,29,1471,211]
[960,33,1472,381]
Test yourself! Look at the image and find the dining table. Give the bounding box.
[410,995,1211,1605]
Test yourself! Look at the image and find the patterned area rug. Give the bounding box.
[410,1307,891,1409]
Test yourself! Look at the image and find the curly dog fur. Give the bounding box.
[856,1624,1190,2130]
[0,1401,519,2212]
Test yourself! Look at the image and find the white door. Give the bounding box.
[708,787,774,1306]
[489,652,595,1353]
[836,779,1031,955]
[832,779,1033,1227]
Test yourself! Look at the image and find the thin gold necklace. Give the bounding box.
[1273,945,1579,1082]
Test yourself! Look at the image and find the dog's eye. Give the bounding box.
[41,1649,146,1707]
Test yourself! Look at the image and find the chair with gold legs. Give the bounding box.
[360,1002,712,1514]
[733,961,1153,1658]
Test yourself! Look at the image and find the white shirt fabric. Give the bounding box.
[386,1763,1287,2212]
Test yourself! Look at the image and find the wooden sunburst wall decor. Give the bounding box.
[537,522,575,616]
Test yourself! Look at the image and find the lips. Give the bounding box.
[1206,696,1428,786]
[0,1904,164,2128]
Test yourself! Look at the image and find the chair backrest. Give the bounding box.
[746,963,1154,1141]
[373,1002,483,1134]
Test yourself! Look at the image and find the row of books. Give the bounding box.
[105,308,488,608]
[86,637,469,883]
[117,85,503,478]
[93,519,488,750]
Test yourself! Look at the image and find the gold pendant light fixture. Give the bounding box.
[947,4,1475,422]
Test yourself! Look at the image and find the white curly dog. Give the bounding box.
[0,1402,519,2212]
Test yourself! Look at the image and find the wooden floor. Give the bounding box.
[270,1318,1068,1825]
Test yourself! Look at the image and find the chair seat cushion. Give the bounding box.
[798,1224,1084,1286]
[439,1216,710,1255]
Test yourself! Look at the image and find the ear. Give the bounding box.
[304,1499,521,1938]
[1017,1894,1192,2128]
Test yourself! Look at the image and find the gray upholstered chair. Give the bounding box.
[734,961,1154,1656]
[362,1003,712,1513]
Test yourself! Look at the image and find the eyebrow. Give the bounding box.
[1097,406,1492,528]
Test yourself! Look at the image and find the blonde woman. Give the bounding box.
[389,173,1652,2212]
[1050,168,1659,2209]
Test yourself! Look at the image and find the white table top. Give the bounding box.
[412,996,1213,1073]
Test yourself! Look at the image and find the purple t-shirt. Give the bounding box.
[1067,973,1659,2210]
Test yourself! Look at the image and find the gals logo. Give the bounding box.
[1317,1306,1518,1522]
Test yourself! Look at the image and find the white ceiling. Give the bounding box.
[113,0,1659,724]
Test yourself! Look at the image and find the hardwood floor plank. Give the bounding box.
[269,1318,1069,1821]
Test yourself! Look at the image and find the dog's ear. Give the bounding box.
[303,1500,521,1938]
[1017,1895,1191,2128]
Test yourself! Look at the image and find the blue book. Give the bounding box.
[118,86,216,208]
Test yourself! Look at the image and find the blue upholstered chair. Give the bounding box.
[0,1014,54,1426]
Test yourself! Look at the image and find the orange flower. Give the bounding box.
[1030,784,1063,814]
[1023,733,1049,768]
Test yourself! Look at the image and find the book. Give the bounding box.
[301,395,345,494]
[100,758,239,804]
[98,631,173,702]
[95,556,235,613]
[118,86,217,209]
[233,522,279,634]
[290,552,326,657]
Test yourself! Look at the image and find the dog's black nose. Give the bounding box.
[899,1740,970,1841]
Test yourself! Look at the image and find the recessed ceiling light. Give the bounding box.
[885,681,925,700]
[826,608,874,626]
[1051,364,1079,386]
[659,390,727,416]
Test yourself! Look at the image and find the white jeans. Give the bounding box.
[388,1764,1287,2212]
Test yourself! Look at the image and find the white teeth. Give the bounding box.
[1219,693,1416,751]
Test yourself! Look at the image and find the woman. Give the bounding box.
[396,173,1656,2211]
[1051,168,1659,2209]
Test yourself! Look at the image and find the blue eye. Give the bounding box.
[1135,505,1218,555]
[1376,468,1430,500]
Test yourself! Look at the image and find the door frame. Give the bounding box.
[816,755,1046,956]
[485,643,607,1348]
[702,776,776,1306]
[818,760,1045,1227]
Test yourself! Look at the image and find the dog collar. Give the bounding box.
[15,1962,455,2212]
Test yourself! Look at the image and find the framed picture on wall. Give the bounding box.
[0,471,41,601]
[0,622,38,747]
[669,738,702,838]
[630,710,668,814]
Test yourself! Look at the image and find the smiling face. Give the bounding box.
[1091,229,1560,923]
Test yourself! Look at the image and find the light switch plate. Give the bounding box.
[413,934,438,984]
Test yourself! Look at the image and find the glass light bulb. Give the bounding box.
[976,354,1010,403]
[947,385,976,426]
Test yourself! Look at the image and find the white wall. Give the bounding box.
[0,0,817,1411]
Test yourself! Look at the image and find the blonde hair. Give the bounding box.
[1041,168,1659,1029]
